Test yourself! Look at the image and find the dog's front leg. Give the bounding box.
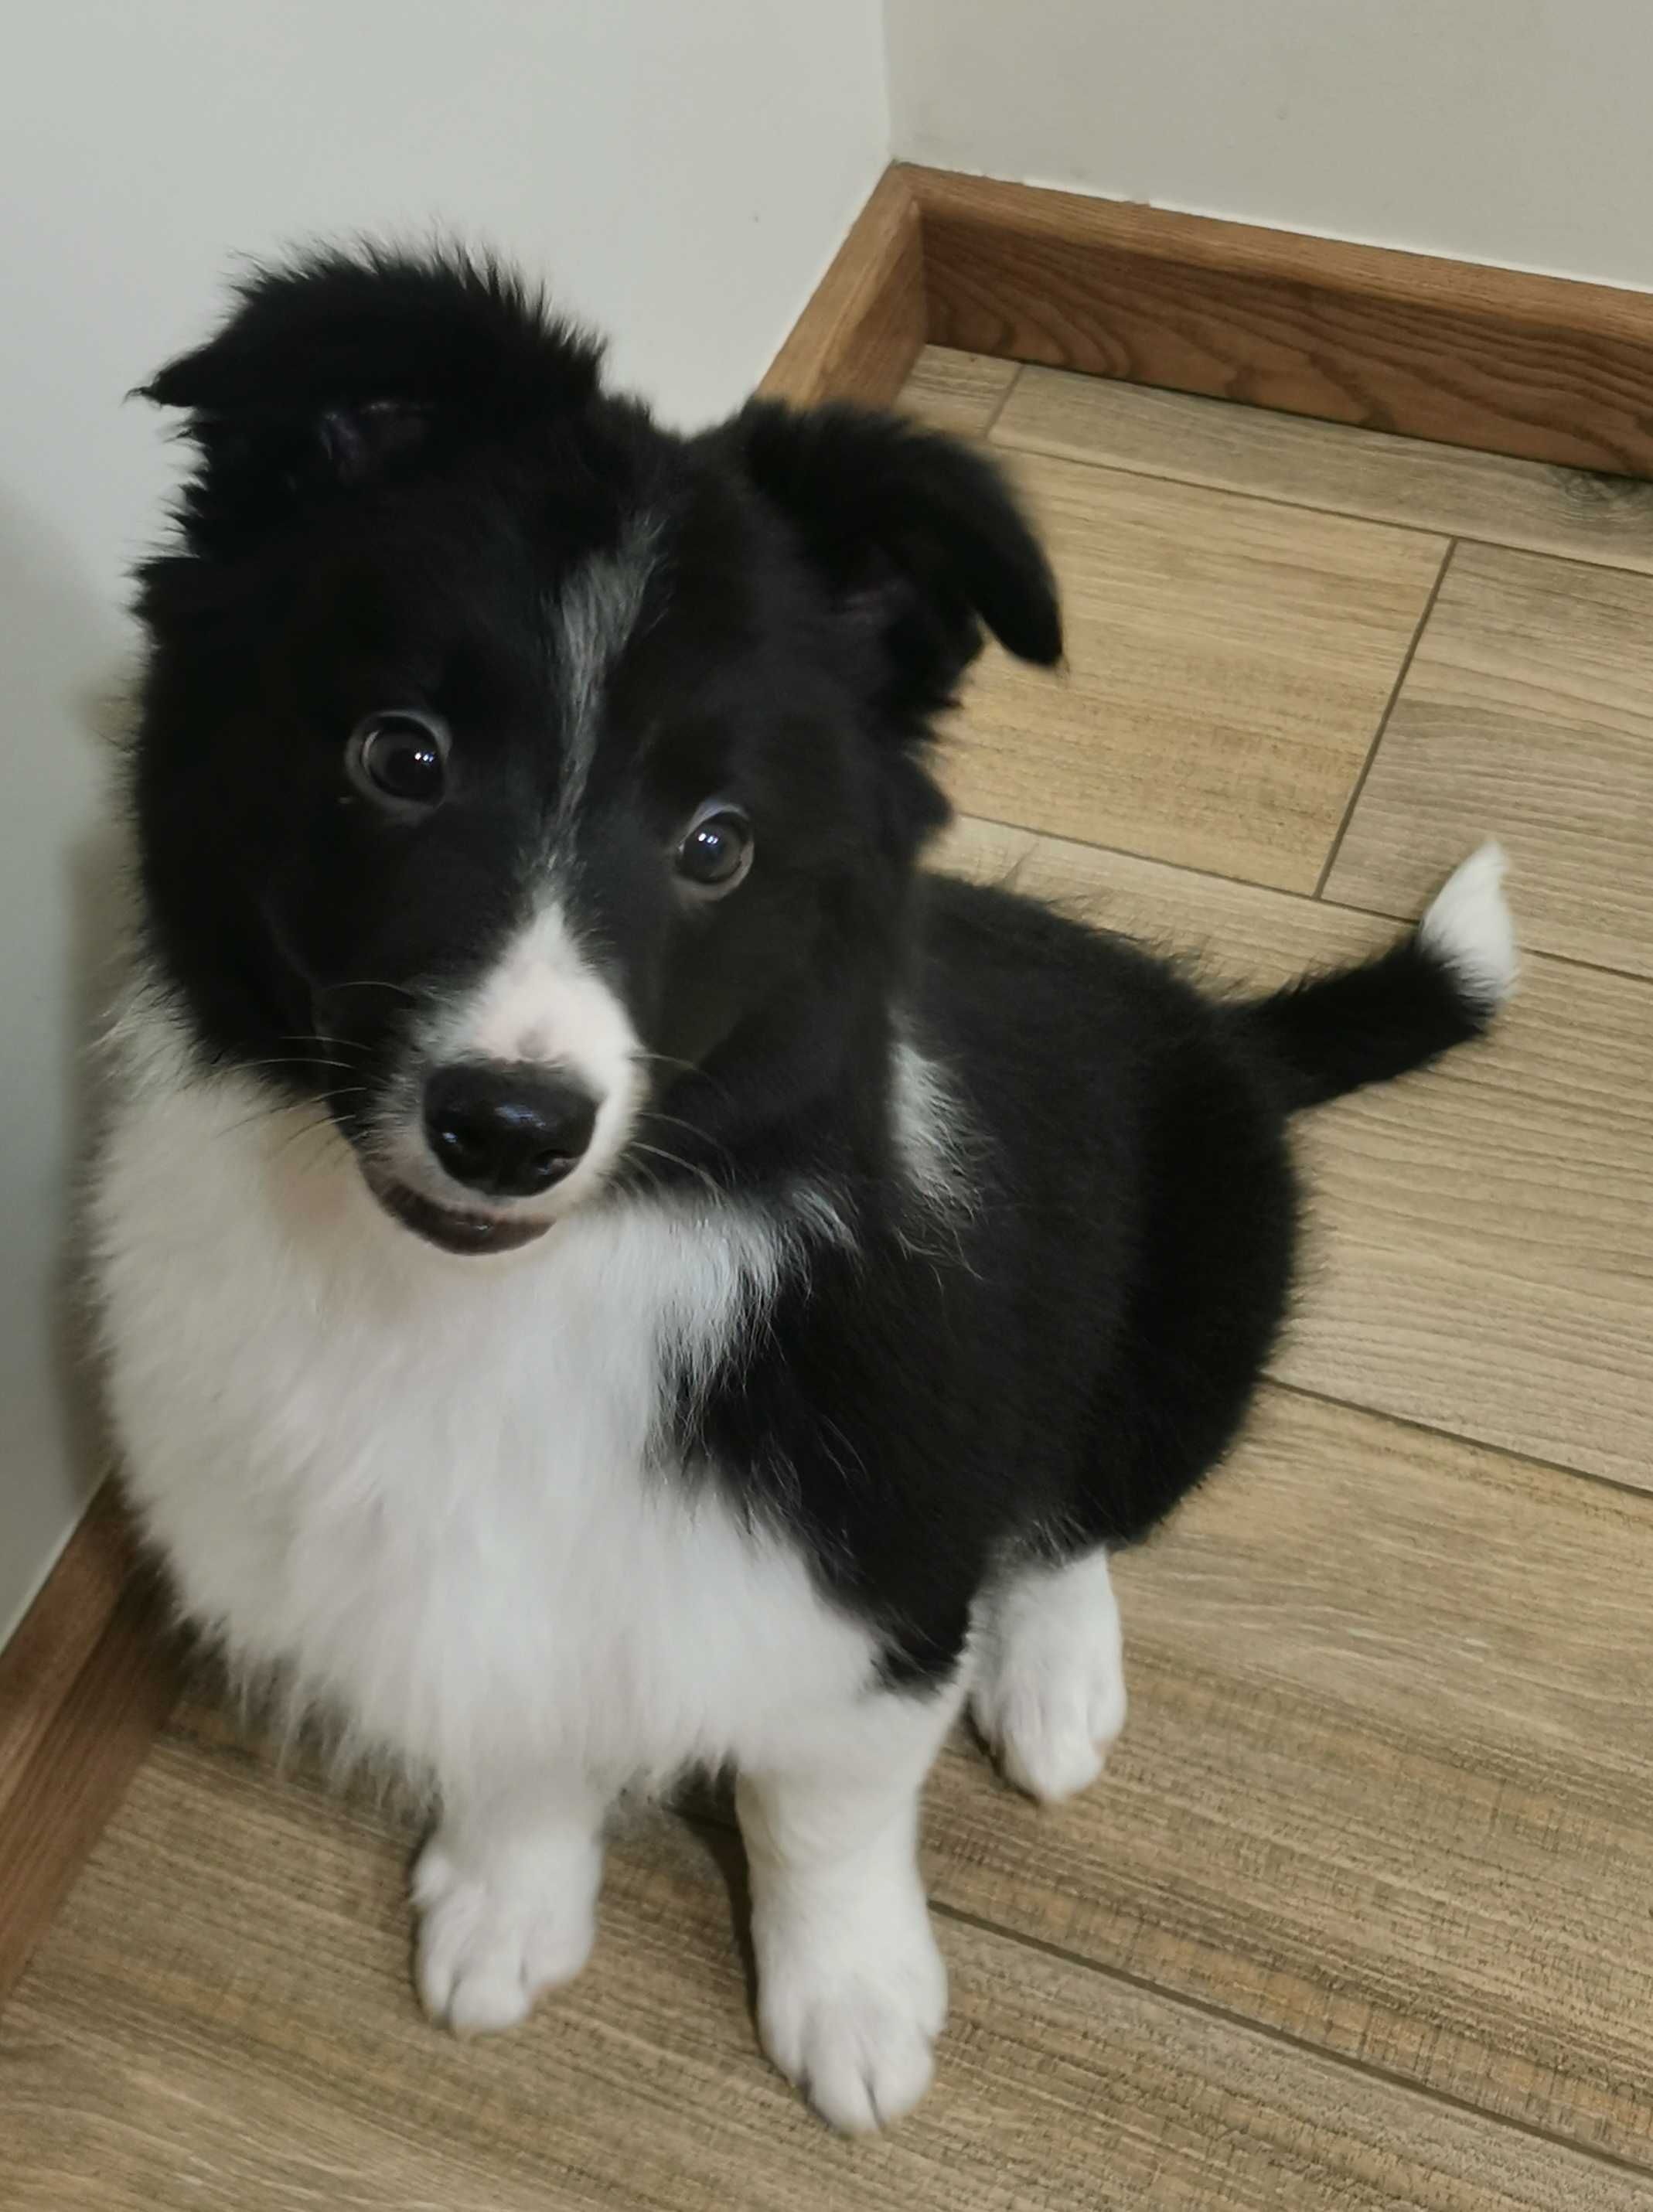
[737,1674,966,2132]
[413,1766,612,2035]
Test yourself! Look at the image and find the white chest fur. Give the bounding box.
[92,1004,878,1797]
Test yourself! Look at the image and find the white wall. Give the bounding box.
[0,0,888,1646]
[888,0,1653,288]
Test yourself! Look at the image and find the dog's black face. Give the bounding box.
[133,252,1061,1253]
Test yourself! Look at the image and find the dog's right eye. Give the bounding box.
[346,711,450,813]
[676,804,753,895]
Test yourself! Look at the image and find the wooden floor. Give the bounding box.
[6,353,1653,2207]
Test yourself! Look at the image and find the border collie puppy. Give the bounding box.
[95,251,1515,2132]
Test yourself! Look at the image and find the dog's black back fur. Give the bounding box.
[685,879,1306,1682]
[134,250,1499,1686]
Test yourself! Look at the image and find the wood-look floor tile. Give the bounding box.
[922,1385,1653,2167]
[1326,543,1653,977]
[994,363,1653,574]
[937,452,1445,891]
[896,343,1019,437]
[5,1711,1646,2211]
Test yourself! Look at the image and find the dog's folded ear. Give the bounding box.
[141,249,604,554]
[725,400,1062,720]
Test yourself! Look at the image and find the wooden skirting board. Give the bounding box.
[752,160,1653,479]
[6,152,1650,2006]
[755,165,927,409]
[905,165,1653,476]
[0,1488,180,1999]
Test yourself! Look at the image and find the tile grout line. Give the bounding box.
[978,362,1024,441]
[942,807,1330,905]
[991,425,1449,541]
[1264,1376,1653,1512]
[981,421,1653,583]
[929,1897,1653,2189]
[1312,921,1653,987]
[944,806,1653,992]
[1314,539,1457,898]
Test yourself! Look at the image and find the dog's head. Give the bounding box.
[133,249,1060,1253]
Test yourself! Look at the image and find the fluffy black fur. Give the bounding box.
[134,248,1498,1685]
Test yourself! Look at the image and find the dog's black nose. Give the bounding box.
[422,1063,598,1198]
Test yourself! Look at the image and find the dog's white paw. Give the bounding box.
[413,1832,599,2035]
[973,1546,1126,1803]
[756,1897,948,2133]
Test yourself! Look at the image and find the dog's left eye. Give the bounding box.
[346,711,450,812]
[676,805,753,895]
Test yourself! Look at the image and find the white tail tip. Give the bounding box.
[1418,842,1518,1012]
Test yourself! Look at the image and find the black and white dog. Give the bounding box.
[95,251,1515,2132]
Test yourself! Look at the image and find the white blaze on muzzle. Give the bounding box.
[417,898,644,1208]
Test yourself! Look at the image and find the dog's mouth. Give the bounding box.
[366,1174,551,1256]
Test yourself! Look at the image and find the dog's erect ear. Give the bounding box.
[726,400,1062,719]
[141,249,604,554]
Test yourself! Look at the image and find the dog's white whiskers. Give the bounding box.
[325,979,420,1001]
[625,1139,728,1206]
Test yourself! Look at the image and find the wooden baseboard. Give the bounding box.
[8,149,1650,2009]
[905,164,1653,478]
[0,1485,181,2001]
[757,165,927,408]
[750,159,1653,475]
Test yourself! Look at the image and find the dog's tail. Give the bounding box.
[1236,844,1517,1111]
